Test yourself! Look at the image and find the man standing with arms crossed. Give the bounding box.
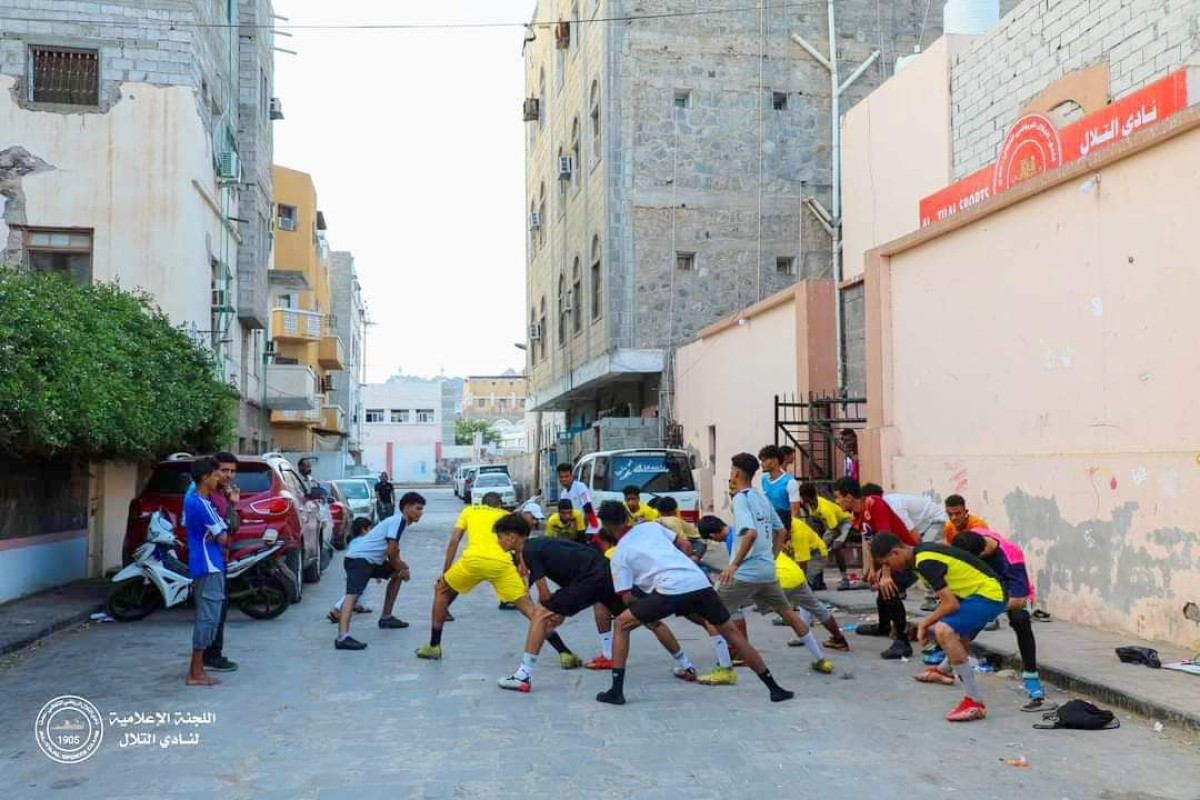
[184,457,229,687]
[557,462,600,548]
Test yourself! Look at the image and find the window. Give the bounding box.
[537,182,547,245]
[557,146,568,209]
[539,296,548,360]
[555,48,565,90]
[499,398,509,412]
[571,257,582,334]
[365,409,384,423]
[477,398,486,408]
[590,80,602,162]
[390,409,410,423]
[416,409,435,423]
[529,201,539,253]
[777,256,795,275]
[570,2,581,52]
[570,117,581,195]
[772,91,788,111]
[538,69,546,131]
[674,89,691,109]
[278,204,297,232]
[24,229,93,285]
[611,453,696,492]
[592,457,609,491]
[676,252,695,272]
[590,235,602,320]
[557,274,567,347]
[30,46,99,106]
[260,68,269,120]
[529,310,538,363]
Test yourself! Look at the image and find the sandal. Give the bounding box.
[326,610,339,624]
[1032,609,1052,622]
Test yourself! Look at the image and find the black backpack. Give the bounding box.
[1033,699,1120,730]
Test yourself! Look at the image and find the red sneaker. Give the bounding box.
[915,667,956,686]
[946,697,987,722]
[585,655,614,670]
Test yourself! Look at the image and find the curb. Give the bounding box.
[0,603,104,659]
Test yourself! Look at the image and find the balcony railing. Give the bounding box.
[271,408,320,425]
[271,307,324,342]
[264,364,318,411]
[318,334,345,370]
[318,404,347,434]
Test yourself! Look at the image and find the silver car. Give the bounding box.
[470,472,517,509]
[332,479,376,523]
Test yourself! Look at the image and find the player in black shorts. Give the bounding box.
[493,514,700,693]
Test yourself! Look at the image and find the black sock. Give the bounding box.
[1008,609,1037,672]
[610,667,626,693]
[882,596,908,641]
[875,593,888,629]
[546,632,570,655]
[430,627,443,647]
[756,668,781,691]
[757,668,794,701]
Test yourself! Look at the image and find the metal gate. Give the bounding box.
[773,393,866,485]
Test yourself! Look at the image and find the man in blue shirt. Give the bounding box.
[757,444,800,529]
[184,457,228,686]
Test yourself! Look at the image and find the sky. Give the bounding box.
[273,0,537,383]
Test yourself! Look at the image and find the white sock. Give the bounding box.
[955,662,983,702]
[937,656,951,674]
[334,597,345,612]
[798,631,824,661]
[672,649,693,671]
[711,635,732,668]
[337,632,349,642]
[599,631,614,660]
[515,652,537,681]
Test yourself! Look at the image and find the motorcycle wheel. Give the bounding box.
[106,578,160,621]
[234,571,290,620]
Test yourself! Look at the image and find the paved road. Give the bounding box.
[1,489,1197,799]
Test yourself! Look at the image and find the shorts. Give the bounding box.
[543,570,623,617]
[443,555,527,603]
[192,572,226,651]
[778,582,832,624]
[718,579,791,615]
[344,557,396,596]
[1005,562,1033,603]
[941,595,1006,638]
[628,587,731,627]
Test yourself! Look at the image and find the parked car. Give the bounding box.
[470,472,518,508]
[453,464,482,499]
[332,478,376,524]
[571,449,699,523]
[123,452,327,605]
[318,481,352,550]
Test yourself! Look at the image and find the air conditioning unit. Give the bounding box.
[555,20,570,49]
[522,97,540,122]
[269,97,284,120]
[217,150,241,181]
[529,323,542,341]
[558,156,573,180]
[211,288,230,309]
[529,212,542,231]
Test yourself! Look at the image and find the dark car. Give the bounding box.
[318,480,352,549]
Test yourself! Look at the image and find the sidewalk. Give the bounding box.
[0,579,109,658]
[816,583,1200,732]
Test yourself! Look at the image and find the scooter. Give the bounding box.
[107,511,291,622]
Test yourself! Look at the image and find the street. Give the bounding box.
[1,488,1197,800]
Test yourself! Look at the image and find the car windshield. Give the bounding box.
[610,454,695,493]
[336,481,370,500]
[474,474,510,488]
[144,462,271,495]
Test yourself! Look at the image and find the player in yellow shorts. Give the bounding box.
[415,492,582,667]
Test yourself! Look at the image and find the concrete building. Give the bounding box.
[0,0,278,598]
[522,0,948,452]
[462,372,528,421]
[329,251,367,468]
[361,377,444,484]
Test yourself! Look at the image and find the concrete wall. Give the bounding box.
[951,0,1200,177]
[871,125,1200,646]
[361,380,443,482]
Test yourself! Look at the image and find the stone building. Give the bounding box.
[462,372,529,422]
[523,0,946,450]
[329,251,367,467]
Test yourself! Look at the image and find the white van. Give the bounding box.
[571,449,699,522]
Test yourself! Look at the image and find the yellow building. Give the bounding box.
[462,374,528,421]
[265,166,347,451]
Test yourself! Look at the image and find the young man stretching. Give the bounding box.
[416,492,581,667]
[545,498,586,542]
[557,462,600,548]
[950,529,1048,710]
[801,482,856,590]
[774,517,850,652]
[655,497,700,541]
[623,486,660,523]
[494,516,701,691]
[594,501,794,705]
[872,532,1007,722]
[757,445,800,529]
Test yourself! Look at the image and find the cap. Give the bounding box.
[520,501,545,521]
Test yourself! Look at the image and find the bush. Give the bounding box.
[0,269,236,459]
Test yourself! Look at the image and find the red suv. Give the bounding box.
[123,452,324,602]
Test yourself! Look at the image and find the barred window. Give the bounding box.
[30,46,99,106]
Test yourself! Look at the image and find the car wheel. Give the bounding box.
[284,548,303,602]
[233,570,289,620]
[302,540,322,583]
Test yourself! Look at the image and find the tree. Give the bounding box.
[455,418,500,446]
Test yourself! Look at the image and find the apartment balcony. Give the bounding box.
[270,408,320,425]
[264,364,318,411]
[318,334,345,371]
[271,307,323,342]
[318,404,347,434]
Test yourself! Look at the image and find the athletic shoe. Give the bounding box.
[920,596,939,612]
[497,675,532,692]
[770,687,795,702]
[697,666,738,686]
[810,575,828,591]
[415,644,442,660]
[335,637,367,651]
[923,648,946,665]
[1022,672,1046,700]
[559,652,583,669]
[595,689,626,705]
[498,601,518,611]
[914,667,956,685]
[946,697,987,722]
[672,666,698,682]
[378,616,409,629]
[203,656,238,672]
[811,658,835,674]
[585,655,614,670]
[837,577,852,591]
[824,637,851,652]
[855,622,889,637]
[1021,697,1057,713]
[881,640,913,660]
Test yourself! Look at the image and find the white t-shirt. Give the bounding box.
[610,522,711,596]
[883,493,948,533]
[564,480,598,533]
[346,514,407,565]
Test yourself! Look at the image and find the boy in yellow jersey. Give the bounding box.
[871,532,1007,722]
[545,498,586,542]
[800,482,857,590]
[415,492,582,667]
[653,497,700,541]
[623,486,660,523]
[770,518,850,651]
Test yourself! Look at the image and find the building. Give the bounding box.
[0,0,278,597]
[839,0,1200,645]
[265,166,348,464]
[462,372,528,421]
[329,251,367,468]
[522,0,948,453]
[361,377,444,484]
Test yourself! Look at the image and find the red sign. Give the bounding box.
[919,70,1191,227]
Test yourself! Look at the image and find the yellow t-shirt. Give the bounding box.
[626,503,660,524]
[659,515,700,540]
[775,552,807,591]
[604,546,616,560]
[915,544,1005,603]
[791,518,828,560]
[814,495,851,531]
[545,510,586,540]
[454,506,509,562]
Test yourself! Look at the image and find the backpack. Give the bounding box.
[1033,699,1120,730]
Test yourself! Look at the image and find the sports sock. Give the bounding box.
[1008,609,1038,672]
[430,627,443,647]
[672,650,694,671]
[514,652,537,681]
[797,631,824,661]
[711,635,732,668]
[334,598,345,612]
[599,631,614,659]
[937,656,951,674]
[337,632,349,642]
[955,662,983,702]
[755,668,782,691]
[610,667,626,693]
[546,632,570,654]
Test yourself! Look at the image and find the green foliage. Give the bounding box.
[0,269,237,460]
[455,418,501,446]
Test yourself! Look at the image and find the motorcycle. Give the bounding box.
[107,510,291,622]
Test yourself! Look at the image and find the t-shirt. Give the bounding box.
[610,522,711,596]
[760,471,800,514]
[454,505,510,562]
[791,518,828,561]
[776,552,808,591]
[973,528,1034,600]
[522,537,609,586]
[376,481,394,504]
[346,513,407,564]
[659,515,700,540]
[859,495,917,545]
[914,543,1005,603]
[730,489,782,583]
[943,514,989,545]
[564,480,599,533]
[184,491,227,578]
[625,503,660,524]
[545,510,586,540]
[884,493,948,533]
[813,495,851,533]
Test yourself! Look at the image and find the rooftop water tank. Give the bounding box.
[944,0,1000,36]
